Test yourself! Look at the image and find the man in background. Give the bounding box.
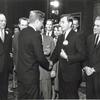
[18,17,28,31]
[45,19,54,37]
[12,17,28,89]
[83,16,100,99]
[72,17,80,32]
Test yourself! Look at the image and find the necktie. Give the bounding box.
[95,34,99,45]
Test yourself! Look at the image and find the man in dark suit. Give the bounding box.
[0,13,12,100]
[50,14,86,99]
[17,10,50,99]
[12,17,28,89]
[83,16,100,99]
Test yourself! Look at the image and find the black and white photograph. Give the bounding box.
[0,0,100,99]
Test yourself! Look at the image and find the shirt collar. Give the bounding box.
[29,24,36,31]
[64,28,72,40]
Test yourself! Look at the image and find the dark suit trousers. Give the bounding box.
[86,73,100,99]
[18,80,40,99]
[0,69,9,100]
[58,71,81,99]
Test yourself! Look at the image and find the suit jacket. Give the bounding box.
[17,26,49,85]
[50,29,86,81]
[86,34,100,73]
[0,29,12,73]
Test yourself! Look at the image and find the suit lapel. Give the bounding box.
[4,31,7,43]
[95,41,100,49]
[66,29,74,42]
[93,34,96,49]
[0,38,3,44]
[59,34,65,49]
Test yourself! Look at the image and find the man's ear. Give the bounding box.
[36,19,39,24]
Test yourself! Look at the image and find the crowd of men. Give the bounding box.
[0,10,100,100]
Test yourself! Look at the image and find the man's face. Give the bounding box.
[54,27,58,36]
[45,20,53,31]
[19,20,28,30]
[73,20,79,30]
[0,14,6,29]
[36,19,44,31]
[59,17,71,33]
[93,19,100,34]
[14,27,20,34]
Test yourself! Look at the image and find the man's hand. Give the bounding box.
[83,66,95,76]
[60,49,68,61]
[51,70,56,78]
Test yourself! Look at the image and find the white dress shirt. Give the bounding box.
[0,29,5,42]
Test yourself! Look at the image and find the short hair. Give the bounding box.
[73,17,79,22]
[0,13,6,21]
[60,14,73,23]
[95,16,100,20]
[46,19,53,23]
[13,24,20,30]
[19,17,28,24]
[29,10,45,23]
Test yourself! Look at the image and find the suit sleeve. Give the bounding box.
[50,37,55,55]
[32,32,49,71]
[68,35,86,63]
[50,37,60,64]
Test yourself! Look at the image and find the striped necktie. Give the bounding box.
[95,34,99,46]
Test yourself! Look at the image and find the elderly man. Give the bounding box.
[83,16,100,99]
[50,14,86,99]
[16,10,50,99]
[0,13,12,100]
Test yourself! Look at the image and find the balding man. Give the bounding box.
[16,10,49,99]
[0,13,12,100]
